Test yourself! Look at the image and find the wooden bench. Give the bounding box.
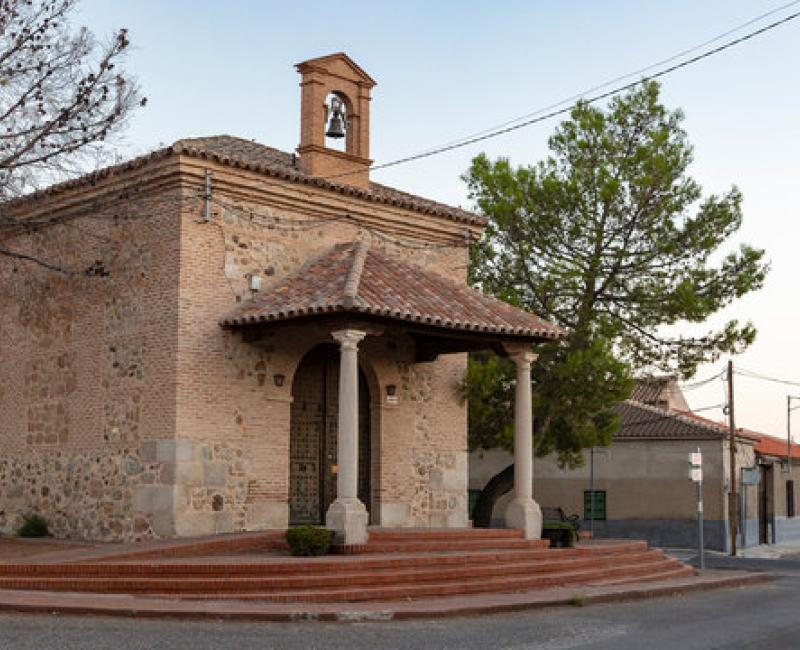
[541,506,582,531]
[540,507,581,548]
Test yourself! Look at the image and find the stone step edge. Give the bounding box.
[331,540,548,554]
[0,551,670,592]
[367,529,525,540]
[0,571,767,622]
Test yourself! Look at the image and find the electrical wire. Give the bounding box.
[323,7,800,181]
[204,192,468,251]
[617,403,726,431]
[733,367,800,388]
[412,1,800,157]
[678,369,725,391]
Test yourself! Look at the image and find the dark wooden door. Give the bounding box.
[759,465,771,545]
[289,345,370,525]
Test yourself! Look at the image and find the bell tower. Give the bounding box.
[296,53,376,189]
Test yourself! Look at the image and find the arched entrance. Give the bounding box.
[289,344,371,525]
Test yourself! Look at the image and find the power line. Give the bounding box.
[733,367,800,388]
[617,403,726,431]
[679,370,725,391]
[413,1,800,157]
[324,7,800,181]
[204,193,467,251]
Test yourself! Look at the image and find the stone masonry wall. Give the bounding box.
[0,168,183,540]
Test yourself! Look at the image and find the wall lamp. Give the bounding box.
[273,374,285,387]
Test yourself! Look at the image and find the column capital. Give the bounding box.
[509,350,538,369]
[331,329,367,350]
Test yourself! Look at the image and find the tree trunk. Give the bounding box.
[472,463,514,528]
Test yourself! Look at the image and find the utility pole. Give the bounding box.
[728,360,737,556]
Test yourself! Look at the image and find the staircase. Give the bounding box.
[0,529,694,604]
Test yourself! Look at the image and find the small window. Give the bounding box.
[584,490,607,521]
[468,489,481,519]
[787,481,795,518]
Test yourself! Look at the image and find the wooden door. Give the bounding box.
[289,345,371,525]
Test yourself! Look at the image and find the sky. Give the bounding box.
[74,0,800,439]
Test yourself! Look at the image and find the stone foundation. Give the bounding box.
[0,447,157,541]
[0,438,289,542]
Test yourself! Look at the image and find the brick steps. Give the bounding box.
[0,532,694,606]
[147,558,688,603]
[0,541,649,578]
[0,550,668,594]
[587,564,696,587]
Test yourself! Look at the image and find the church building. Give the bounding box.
[0,53,562,545]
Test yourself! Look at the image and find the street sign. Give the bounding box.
[742,468,761,485]
[689,447,705,569]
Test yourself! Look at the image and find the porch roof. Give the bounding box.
[220,241,565,341]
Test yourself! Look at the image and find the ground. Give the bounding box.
[0,555,797,649]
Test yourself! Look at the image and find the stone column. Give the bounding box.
[504,350,543,540]
[326,329,369,545]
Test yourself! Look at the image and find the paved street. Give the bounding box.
[0,560,798,650]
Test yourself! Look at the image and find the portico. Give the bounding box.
[222,241,563,545]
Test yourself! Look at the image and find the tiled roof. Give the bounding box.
[613,401,761,442]
[220,241,565,340]
[174,136,483,225]
[6,135,484,227]
[613,400,730,441]
[753,434,800,460]
[630,376,673,404]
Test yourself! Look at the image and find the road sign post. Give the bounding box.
[689,449,705,569]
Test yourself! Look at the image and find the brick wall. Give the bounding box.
[0,153,478,540]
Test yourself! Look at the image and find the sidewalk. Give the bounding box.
[736,540,800,560]
[664,540,800,562]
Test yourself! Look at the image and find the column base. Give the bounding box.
[505,496,543,540]
[325,497,369,546]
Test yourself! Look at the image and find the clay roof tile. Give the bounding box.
[220,241,565,340]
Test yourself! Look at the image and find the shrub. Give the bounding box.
[17,513,49,538]
[541,521,576,548]
[286,525,334,556]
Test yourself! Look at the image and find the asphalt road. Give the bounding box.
[0,560,798,650]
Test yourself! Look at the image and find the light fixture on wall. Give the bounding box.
[385,384,398,404]
[273,374,285,387]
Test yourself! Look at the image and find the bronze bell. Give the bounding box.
[325,96,346,139]
[326,112,346,139]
